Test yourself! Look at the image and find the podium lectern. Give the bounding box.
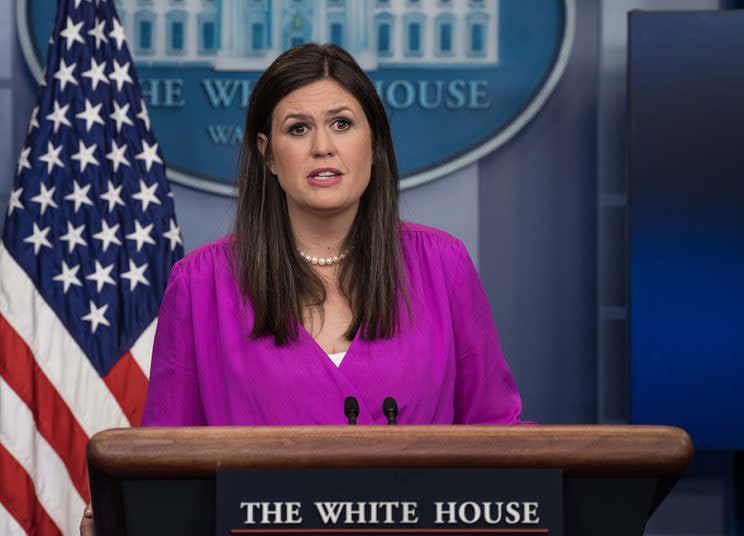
[88,425,692,536]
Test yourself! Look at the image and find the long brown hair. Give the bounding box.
[232,43,409,345]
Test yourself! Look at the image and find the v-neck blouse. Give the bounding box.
[141,222,524,426]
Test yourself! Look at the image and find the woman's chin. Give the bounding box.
[303,198,357,215]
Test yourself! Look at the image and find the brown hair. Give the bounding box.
[232,43,409,345]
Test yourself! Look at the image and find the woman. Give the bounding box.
[141,42,523,426]
[81,42,523,533]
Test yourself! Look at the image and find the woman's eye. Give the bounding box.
[334,119,351,131]
[289,124,307,136]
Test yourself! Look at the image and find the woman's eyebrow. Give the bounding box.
[280,107,356,126]
[281,113,310,126]
[326,106,354,116]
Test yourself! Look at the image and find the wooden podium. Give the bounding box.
[88,425,693,536]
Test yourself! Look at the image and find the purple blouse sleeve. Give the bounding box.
[447,241,524,424]
[141,261,207,426]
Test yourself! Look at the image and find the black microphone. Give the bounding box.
[344,396,359,425]
[382,397,398,425]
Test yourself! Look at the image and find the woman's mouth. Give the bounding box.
[307,168,343,187]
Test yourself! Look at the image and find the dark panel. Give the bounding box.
[629,10,744,449]
[121,479,215,534]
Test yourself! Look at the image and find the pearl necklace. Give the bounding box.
[297,248,350,266]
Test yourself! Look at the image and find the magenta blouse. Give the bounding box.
[141,222,524,426]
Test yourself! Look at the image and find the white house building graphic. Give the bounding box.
[113,0,499,70]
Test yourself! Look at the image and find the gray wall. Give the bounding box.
[0,0,11,209]
[479,0,599,425]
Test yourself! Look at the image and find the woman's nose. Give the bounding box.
[311,128,334,157]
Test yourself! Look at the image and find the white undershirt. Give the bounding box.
[327,351,346,367]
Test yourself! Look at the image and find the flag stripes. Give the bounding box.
[0,499,29,536]
[102,351,149,426]
[0,315,90,501]
[0,378,86,535]
[0,445,62,536]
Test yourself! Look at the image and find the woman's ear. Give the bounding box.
[256,133,276,175]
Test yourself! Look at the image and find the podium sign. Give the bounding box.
[217,468,562,536]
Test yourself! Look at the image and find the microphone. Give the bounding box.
[382,397,398,425]
[344,396,359,425]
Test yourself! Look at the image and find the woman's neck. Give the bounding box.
[288,203,358,259]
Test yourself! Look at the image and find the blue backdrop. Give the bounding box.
[629,10,744,450]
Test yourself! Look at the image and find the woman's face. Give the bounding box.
[257,79,373,218]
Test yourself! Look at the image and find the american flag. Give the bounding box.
[0,0,183,533]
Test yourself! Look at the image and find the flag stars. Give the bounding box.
[108,18,126,49]
[162,219,183,251]
[71,140,100,172]
[31,183,59,215]
[16,146,32,175]
[135,140,163,172]
[53,58,78,91]
[126,220,156,252]
[60,16,85,50]
[39,141,65,174]
[82,301,110,334]
[87,18,109,49]
[75,99,105,132]
[109,59,133,91]
[45,101,72,133]
[59,221,87,253]
[9,4,182,351]
[64,181,94,213]
[100,180,126,212]
[110,101,134,133]
[24,222,53,254]
[132,180,161,212]
[92,220,122,252]
[86,260,116,293]
[105,140,130,172]
[8,187,24,216]
[136,100,151,131]
[53,261,82,294]
[27,106,39,133]
[121,260,150,291]
[82,58,109,91]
